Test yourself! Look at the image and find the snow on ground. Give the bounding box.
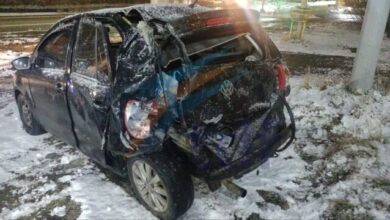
[1,66,389,219]
[0,51,27,77]
[268,22,390,60]
[0,38,38,47]
[184,73,390,219]
[266,21,390,75]
[0,92,155,219]
[0,51,20,66]
[250,1,337,14]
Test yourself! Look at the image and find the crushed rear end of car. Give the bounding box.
[108,7,295,183]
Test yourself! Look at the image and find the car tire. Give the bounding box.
[17,94,46,135]
[127,152,194,220]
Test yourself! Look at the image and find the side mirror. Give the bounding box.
[11,56,31,70]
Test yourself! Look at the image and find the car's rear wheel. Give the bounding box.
[127,152,194,220]
[17,94,45,135]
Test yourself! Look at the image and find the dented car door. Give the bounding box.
[67,17,112,163]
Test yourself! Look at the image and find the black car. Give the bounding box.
[12,4,295,219]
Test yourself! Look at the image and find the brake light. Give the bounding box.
[275,64,287,91]
[205,17,231,26]
[124,100,158,140]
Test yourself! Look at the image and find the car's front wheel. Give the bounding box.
[17,94,45,135]
[127,152,194,220]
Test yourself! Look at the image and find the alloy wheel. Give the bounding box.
[21,100,32,127]
[132,160,169,213]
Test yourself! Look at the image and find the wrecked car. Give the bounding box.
[12,4,295,219]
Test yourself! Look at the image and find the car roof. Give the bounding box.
[62,4,211,23]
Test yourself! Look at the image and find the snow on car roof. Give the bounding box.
[63,4,211,23]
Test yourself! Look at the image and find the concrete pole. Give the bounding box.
[351,0,390,92]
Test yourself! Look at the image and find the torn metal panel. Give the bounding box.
[180,62,277,125]
[108,21,165,154]
[108,15,283,156]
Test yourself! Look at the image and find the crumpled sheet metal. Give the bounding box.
[104,10,282,158]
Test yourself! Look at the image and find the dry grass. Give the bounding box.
[322,199,373,220]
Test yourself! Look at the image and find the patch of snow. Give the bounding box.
[69,4,210,23]
[203,114,223,124]
[268,19,390,69]
[50,206,66,217]
[136,21,154,51]
[0,166,16,185]
[0,50,28,77]
[64,175,156,220]
[0,51,20,66]
[58,175,73,183]
[59,155,79,165]
[251,1,336,14]
[0,38,38,47]
[134,4,211,22]
[269,26,359,57]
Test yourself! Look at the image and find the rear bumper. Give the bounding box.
[206,124,292,181]
[206,96,295,181]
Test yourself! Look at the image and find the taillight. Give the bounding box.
[275,64,287,91]
[124,100,158,140]
[205,17,231,26]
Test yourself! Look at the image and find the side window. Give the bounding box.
[73,18,111,81]
[36,30,71,70]
[73,21,96,78]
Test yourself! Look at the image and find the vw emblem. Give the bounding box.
[220,80,234,99]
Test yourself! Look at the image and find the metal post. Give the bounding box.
[351,0,390,92]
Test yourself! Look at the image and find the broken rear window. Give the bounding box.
[161,33,263,72]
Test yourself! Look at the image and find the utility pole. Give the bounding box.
[350,0,390,92]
